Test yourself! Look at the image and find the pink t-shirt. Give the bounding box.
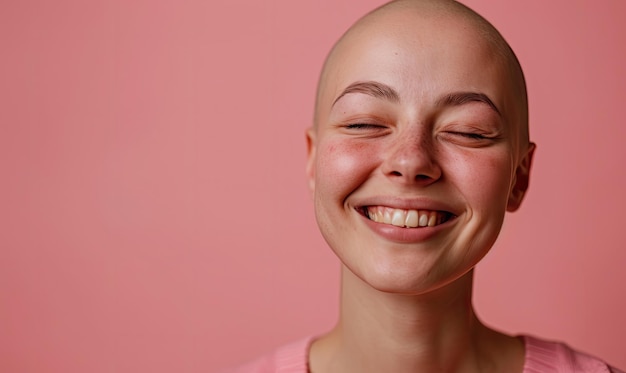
[228,335,623,373]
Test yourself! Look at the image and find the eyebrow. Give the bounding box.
[333,81,400,106]
[437,92,501,116]
[332,81,501,116]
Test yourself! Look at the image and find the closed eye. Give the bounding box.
[452,132,488,140]
[345,123,386,129]
[438,130,500,147]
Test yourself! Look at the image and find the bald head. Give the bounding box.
[305,0,536,298]
[313,0,529,153]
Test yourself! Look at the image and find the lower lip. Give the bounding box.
[359,212,455,243]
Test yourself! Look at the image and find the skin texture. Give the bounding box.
[306,1,535,372]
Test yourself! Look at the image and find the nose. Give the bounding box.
[381,130,442,186]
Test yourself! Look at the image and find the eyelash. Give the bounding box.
[345,123,385,129]
[452,132,488,140]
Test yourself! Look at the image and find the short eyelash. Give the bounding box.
[345,123,383,129]
[457,132,487,140]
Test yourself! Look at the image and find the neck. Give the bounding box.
[310,266,511,373]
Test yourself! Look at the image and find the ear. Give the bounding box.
[507,142,536,212]
[305,127,316,195]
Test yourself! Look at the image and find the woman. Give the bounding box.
[231,0,623,371]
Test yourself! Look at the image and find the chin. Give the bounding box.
[348,261,472,296]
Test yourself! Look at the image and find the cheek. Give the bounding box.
[312,139,377,258]
[448,148,514,210]
[315,139,377,195]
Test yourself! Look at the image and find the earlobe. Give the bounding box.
[305,128,316,194]
[507,142,536,212]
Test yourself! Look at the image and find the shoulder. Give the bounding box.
[222,336,314,373]
[522,335,624,373]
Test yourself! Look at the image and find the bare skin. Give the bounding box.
[306,1,534,372]
[309,270,524,372]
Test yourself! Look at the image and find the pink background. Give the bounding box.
[1,1,625,371]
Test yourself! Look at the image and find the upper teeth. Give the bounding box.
[366,206,443,228]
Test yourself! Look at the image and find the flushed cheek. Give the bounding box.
[450,149,514,214]
[315,138,379,198]
[312,138,377,261]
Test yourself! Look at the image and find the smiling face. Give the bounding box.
[307,1,534,294]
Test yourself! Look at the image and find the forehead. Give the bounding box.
[323,15,512,113]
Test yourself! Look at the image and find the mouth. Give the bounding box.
[359,206,454,228]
